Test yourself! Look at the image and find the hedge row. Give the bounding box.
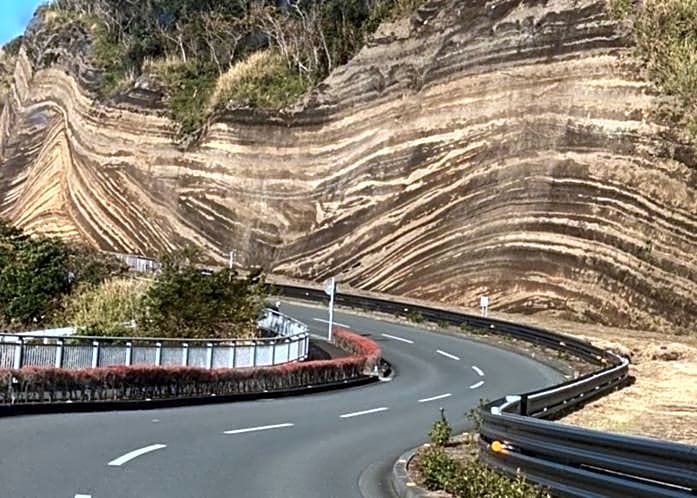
[0,328,380,404]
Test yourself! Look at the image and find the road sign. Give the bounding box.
[480,295,489,317]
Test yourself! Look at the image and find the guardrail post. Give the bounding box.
[252,340,257,367]
[13,338,23,369]
[520,394,528,416]
[231,344,237,368]
[285,338,291,363]
[125,342,133,366]
[155,342,162,366]
[91,341,100,368]
[271,340,277,365]
[303,334,310,359]
[206,343,214,369]
[182,343,189,366]
[55,339,64,368]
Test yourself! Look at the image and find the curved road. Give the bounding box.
[0,301,563,498]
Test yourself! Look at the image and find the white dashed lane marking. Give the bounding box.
[472,366,484,377]
[313,318,350,328]
[224,423,294,435]
[340,407,389,419]
[382,333,414,344]
[418,393,452,403]
[436,350,460,361]
[108,444,167,467]
[469,381,485,389]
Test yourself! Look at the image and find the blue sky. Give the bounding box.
[1,1,46,45]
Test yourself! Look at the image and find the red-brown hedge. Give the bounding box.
[0,328,381,404]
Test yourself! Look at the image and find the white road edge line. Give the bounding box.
[436,350,460,361]
[313,318,350,328]
[74,495,92,498]
[472,365,485,377]
[469,380,485,389]
[340,407,389,418]
[418,393,452,403]
[382,333,414,344]
[223,423,294,435]
[108,444,167,467]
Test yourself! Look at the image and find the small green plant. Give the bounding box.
[465,398,489,432]
[429,408,452,446]
[418,446,459,490]
[406,310,424,323]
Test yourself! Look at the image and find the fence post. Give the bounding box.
[155,342,162,366]
[91,341,99,368]
[520,394,528,416]
[271,340,277,365]
[286,338,291,363]
[252,340,257,367]
[125,342,133,366]
[206,343,214,369]
[13,338,23,369]
[55,339,64,368]
[303,334,310,360]
[182,343,189,366]
[227,342,237,368]
[231,344,237,368]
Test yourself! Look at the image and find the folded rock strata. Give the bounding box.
[0,0,695,332]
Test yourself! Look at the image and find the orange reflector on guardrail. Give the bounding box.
[491,440,506,454]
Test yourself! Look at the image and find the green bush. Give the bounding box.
[0,218,128,329]
[137,248,268,339]
[64,278,149,336]
[158,60,217,137]
[419,446,460,490]
[429,409,452,446]
[418,446,550,498]
[406,310,424,323]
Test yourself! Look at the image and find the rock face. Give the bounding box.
[0,0,695,332]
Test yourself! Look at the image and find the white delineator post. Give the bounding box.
[324,277,336,342]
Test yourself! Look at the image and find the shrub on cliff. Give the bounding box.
[46,0,425,140]
[609,0,697,139]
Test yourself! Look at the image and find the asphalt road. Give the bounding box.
[0,301,563,498]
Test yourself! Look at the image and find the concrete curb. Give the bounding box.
[391,447,433,498]
[0,375,378,417]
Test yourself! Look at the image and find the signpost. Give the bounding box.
[324,277,336,341]
[228,250,236,269]
[480,295,489,317]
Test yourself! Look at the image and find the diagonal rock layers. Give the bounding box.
[1,0,695,331]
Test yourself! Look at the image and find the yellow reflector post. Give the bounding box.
[491,440,504,453]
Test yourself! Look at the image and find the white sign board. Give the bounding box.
[324,278,336,296]
[324,277,336,340]
[480,296,489,308]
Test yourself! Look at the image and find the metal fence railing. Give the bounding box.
[0,309,309,370]
[273,283,697,498]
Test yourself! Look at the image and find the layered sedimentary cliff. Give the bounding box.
[0,0,695,332]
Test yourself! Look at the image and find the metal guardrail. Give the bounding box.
[0,309,310,370]
[273,283,697,498]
